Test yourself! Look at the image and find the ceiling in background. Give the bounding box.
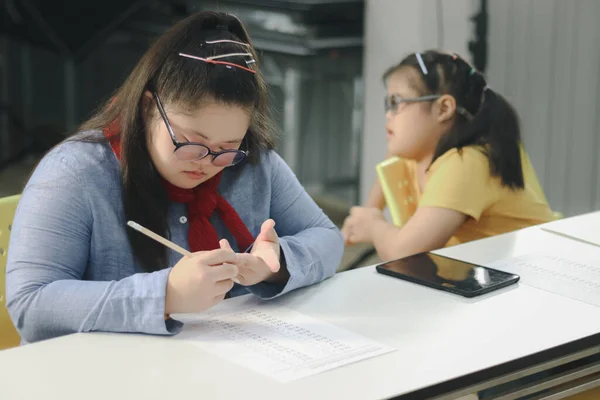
[1,0,364,59]
[0,0,187,59]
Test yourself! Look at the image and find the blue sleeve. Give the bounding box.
[5,149,181,343]
[248,151,343,298]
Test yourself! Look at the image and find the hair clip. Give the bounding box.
[452,54,458,61]
[469,68,477,76]
[178,52,256,74]
[415,52,428,75]
[205,39,250,47]
[208,52,252,60]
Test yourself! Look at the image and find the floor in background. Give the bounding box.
[310,193,380,271]
[337,243,380,272]
[0,159,375,271]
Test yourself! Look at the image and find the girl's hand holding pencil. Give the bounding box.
[127,221,239,314]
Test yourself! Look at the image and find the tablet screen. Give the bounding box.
[377,252,518,295]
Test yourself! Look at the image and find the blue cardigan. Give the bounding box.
[6,133,343,343]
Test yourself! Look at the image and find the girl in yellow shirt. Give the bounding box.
[342,50,557,262]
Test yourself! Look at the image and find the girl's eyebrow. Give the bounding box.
[171,122,243,144]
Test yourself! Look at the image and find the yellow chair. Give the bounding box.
[0,194,22,349]
[566,387,600,399]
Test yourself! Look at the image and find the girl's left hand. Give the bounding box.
[220,219,281,286]
[341,207,386,245]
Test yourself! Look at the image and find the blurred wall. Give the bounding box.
[360,0,474,204]
[485,0,600,216]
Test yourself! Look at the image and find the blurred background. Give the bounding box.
[1,0,599,269]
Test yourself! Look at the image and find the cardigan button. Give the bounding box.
[179,216,188,224]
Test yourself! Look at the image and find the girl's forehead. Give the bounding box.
[165,100,248,119]
[386,68,421,94]
[165,102,251,142]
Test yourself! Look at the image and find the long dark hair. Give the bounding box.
[76,11,276,272]
[383,50,524,190]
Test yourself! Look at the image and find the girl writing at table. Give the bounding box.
[6,11,343,344]
[342,50,556,263]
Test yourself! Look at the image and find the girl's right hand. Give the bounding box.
[164,249,239,314]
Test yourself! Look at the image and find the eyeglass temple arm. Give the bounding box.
[152,92,179,146]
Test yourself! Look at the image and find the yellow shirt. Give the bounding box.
[377,146,557,246]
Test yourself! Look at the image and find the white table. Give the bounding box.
[2,214,600,400]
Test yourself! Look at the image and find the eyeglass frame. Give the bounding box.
[151,91,249,166]
[383,51,441,114]
[384,93,441,114]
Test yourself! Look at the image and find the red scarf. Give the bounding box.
[104,122,255,252]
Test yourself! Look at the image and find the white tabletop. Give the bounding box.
[434,211,600,266]
[2,221,600,399]
[539,210,600,247]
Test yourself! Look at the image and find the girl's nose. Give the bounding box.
[193,156,214,167]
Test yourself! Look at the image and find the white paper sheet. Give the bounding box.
[541,213,600,248]
[489,253,600,307]
[179,304,395,382]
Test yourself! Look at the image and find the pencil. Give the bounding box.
[127,220,240,284]
[127,221,191,256]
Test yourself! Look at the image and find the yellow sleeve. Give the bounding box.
[418,148,499,221]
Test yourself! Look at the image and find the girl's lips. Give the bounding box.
[183,171,206,180]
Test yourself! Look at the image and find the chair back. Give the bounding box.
[0,195,22,349]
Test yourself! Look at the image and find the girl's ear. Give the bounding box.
[141,90,154,122]
[434,94,457,123]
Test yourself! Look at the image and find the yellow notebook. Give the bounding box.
[376,156,418,228]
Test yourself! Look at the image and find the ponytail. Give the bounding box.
[432,88,524,189]
[472,89,524,189]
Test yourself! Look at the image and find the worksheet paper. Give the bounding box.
[489,253,600,307]
[180,305,395,382]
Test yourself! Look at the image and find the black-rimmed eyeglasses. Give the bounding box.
[152,92,248,167]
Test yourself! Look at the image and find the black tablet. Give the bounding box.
[375,252,519,298]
